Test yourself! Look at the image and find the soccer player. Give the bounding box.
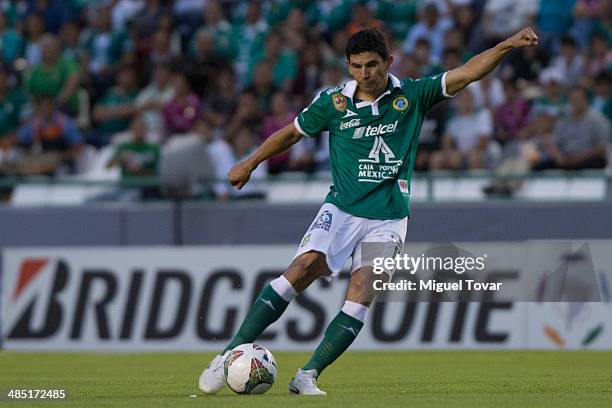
[199,27,538,395]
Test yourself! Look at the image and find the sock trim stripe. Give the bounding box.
[270,275,298,302]
[341,300,368,323]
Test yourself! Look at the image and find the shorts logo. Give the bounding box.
[300,233,311,247]
[309,210,333,232]
[332,93,347,112]
[392,96,409,111]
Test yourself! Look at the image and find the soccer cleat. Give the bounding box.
[198,351,230,394]
[289,369,327,395]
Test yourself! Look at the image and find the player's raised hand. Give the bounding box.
[228,160,255,190]
[506,27,539,49]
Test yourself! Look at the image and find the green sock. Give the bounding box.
[302,311,364,376]
[223,284,290,353]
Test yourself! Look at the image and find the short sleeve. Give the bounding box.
[294,91,329,137]
[409,72,454,111]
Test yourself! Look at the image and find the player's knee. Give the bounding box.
[289,253,324,278]
[347,281,376,306]
[285,252,327,287]
[350,274,370,293]
[350,266,383,296]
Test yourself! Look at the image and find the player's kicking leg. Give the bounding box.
[289,266,378,396]
[198,251,330,394]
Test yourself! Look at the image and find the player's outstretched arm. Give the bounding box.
[228,123,303,190]
[445,27,539,95]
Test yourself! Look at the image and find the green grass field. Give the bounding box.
[1,351,611,407]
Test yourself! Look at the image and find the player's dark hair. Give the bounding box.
[345,28,389,61]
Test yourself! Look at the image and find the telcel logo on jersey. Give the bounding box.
[353,120,398,139]
[340,118,360,130]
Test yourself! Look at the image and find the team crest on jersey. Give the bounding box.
[332,93,347,112]
[392,96,409,111]
[309,210,333,232]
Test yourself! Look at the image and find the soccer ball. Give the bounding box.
[224,343,277,394]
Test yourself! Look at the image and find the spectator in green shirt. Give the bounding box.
[190,0,235,60]
[244,61,278,114]
[106,114,160,178]
[25,34,80,116]
[375,0,417,40]
[80,5,131,76]
[106,114,160,199]
[592,72,612,122]
[79,5,133,97]
[0,12,23,66]
[246,29,298,89]
[532,68,568,118]
[92,66,139,146]
[308,0,354,35]
[0,67,25,143]
[231,2,269,87]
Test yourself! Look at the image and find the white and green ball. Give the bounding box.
[224,343,277,394]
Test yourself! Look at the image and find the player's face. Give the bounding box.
[347,52,393,97]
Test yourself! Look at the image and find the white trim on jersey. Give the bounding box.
[441,71,457,98]
[341,74,402,116]
[293,117,314,138]
[341,74,402,101]
[389,74,402,89]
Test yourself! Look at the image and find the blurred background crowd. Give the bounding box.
[0,0,610,200]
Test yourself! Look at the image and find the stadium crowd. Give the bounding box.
[0,0,610,200]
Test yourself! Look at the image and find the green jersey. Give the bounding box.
[25,57,79,113]
[114,142,160,178]
[0,89,25,137]
[295,73,451,220]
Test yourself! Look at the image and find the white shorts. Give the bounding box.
[293,203,408,278]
